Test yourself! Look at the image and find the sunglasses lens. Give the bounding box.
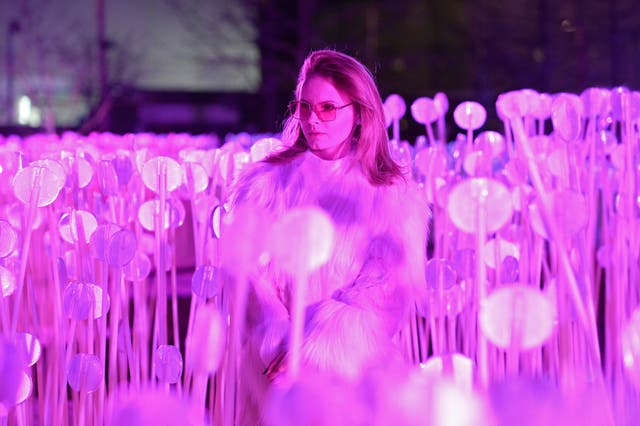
[298,103,311,120]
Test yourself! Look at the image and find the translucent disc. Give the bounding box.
[434,92,449,115]
[62,282,110,320]
[551,93,583,143]
[420,353,474,391]
[112,153,134,186]
[462,150,492,176]
[124,252,151,282]
[0,372,32,414]
[622,308,640,389]
[90,224,122,262]
[97,159,119,196]
[191,265,219,299]
[411,97,439,124]
[446,178,513,234]
[67,353,102,393]
[454,101,486,131]
[268,207,335,275]
[0,221,18,258]
[500,255,520,284]
[233,151,250,178]
[390,141,413,169]
[59,210,98,244]
[14,332,41,367]
[453,248,476,281]
[0,339,23,408]
[528,190,587,239]
[0,265,16,297]
[530,92,553,120]
[383,94,407,123]
[210,205,223,239]
[138,199,185,231]
[106,229,137,267]
[75,156,94,189]
[181,162,209,195]
[421,258,468,318]
[483,238,520,269]
[479,284,556,350]
[154,345,183,384]
[474,131,506,158]
[250,137,283,162]
[425,259,457,291]
[414,145,448,178]
[141,156,182,193]
[581,87,610,118]
[12,164,64,207]
[496,91,523,121]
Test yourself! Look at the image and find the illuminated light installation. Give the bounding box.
[0,87,637,426]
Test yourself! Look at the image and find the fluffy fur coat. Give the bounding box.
[228,150,429,425]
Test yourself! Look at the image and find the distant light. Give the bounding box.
[16,95,42,127]
[17,96,31,125]
[561,19,576,33]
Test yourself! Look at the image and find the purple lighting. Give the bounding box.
[0,85,637,425]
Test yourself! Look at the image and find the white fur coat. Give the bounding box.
[228,150,429,425]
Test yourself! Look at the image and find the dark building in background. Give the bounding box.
[2,0,640,140]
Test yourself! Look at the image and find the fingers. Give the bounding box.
[263,351,287,381]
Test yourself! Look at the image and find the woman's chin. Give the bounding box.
[309,143,350,160]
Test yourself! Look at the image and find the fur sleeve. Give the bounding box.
[300,180,429,378]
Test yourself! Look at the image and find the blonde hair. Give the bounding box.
[266,50,402,186]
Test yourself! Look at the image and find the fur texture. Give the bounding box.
[229,151,429,425]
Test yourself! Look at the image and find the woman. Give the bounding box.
[227,49,428,425]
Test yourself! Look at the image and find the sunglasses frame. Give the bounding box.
[289,100,354,122]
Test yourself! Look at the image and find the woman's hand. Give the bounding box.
[264,351,288,381]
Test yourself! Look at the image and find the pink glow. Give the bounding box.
[0,86,638,425]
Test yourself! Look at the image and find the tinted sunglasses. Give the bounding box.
[288,100,354,122]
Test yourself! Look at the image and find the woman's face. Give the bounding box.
[299,75,356,160]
